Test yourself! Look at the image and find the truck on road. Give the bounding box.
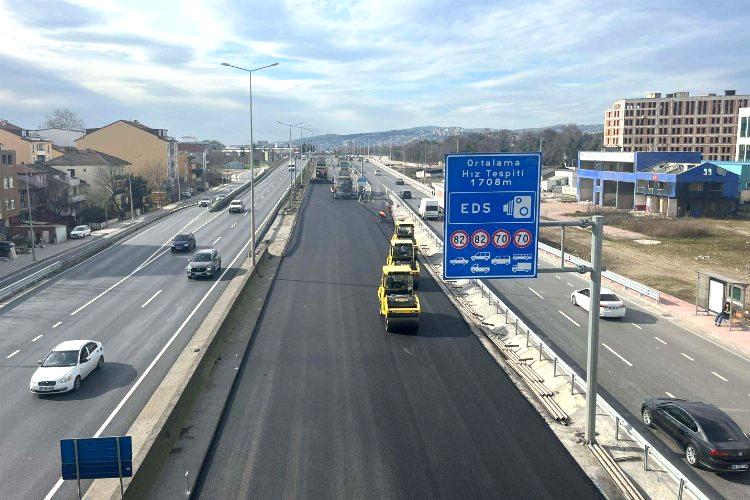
[333,175,355,199]
[312,160,331,183]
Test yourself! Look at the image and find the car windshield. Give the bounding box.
[42,350,78,367]
[385,274,412,291]
[393,244,413,258]
[396,226,413,236]
[698,417,747,442]
[174,234,190,241]
[600,294,620,302]
[193,253,213,262]
[73,226,87,231]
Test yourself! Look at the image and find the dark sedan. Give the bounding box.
[642,398,750,472]
[171,233,196,252]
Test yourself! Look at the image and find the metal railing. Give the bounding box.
[0,261,63,302]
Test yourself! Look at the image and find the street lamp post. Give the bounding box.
[128,172,135,224]
[221,61,279,266]
[23,163,36,261]
[277,120,303,208]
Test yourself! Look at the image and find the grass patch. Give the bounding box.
[565,206,712,239]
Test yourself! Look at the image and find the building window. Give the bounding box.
[9,199,14,209]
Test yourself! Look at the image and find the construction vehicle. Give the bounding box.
[391,221,416,244]
[333,175,355,199]
[387,239,420,289]
[378,265,420,332]
[312,159,331,183]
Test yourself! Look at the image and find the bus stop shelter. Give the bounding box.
[695,271,748,331]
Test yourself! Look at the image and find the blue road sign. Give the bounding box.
[61,436,133,480]
[443,153,541,279]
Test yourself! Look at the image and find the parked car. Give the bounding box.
[29,340,103,394]
[186,248,222,279]
[198,198,212,207]
[70,225,91,239]
[642,398,750,472]
[395,178,405,185]
[180,191,191,200]
[400,189,412,199]
[171,233,196,252]
[570,287,626,318]
[228,199,244,213]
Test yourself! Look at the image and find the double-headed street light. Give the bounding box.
[221,61,279,266]
[277,120,304,206]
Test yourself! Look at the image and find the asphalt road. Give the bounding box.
[0,158,304,500]
[193,182,602,499]
[364,159,750,498]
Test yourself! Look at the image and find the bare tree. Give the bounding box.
[141,160,168,193]
[41,108,85,130]
[94,165,123,214]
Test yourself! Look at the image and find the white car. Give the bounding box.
[471,264,490,274]
[491,256,511,265]
[471,252,491,261]
[374,170,382,175]
[70,225,91,238]
[198,198,212,207]
[228,199,244,213]
[570,287,626,318]
[30,340,104,394]
[449,256,469,265]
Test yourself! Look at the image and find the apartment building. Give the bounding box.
[0,120,63,164]
[75,120,179,198]
[737,107,750,162]
[45,149,129,195]
[604,90,750,161]
[1,150,21,231]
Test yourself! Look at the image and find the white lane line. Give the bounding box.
[528,287,544,299]
[32,335,43,342]
[665,391,675,398]
[566,282,574,287]
[558,310,581,327]
[52,321,62,329]
[212,236,222,245]
[680,353,694,361]
[555,275,562,280]
[654,336,667,345]
[631,323,642,330]
[6,350,20,359]
[42,207,263,500]
[711,371,728,382]
[260,195,264,199]
[601,343,633,367]
[231,221,238,228]
[140,289,163,308]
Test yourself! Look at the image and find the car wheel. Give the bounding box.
[642,407,654,427]
[73,376,81,392]
[685,444,698,467]
[97,356,104,370]
[571,295,577,306]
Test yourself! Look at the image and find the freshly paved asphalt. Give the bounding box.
[0,159,302,500]
[193,182,602,499]
[365,160,750,498]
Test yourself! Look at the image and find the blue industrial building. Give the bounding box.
[577,151,741,217]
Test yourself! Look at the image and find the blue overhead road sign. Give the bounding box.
[443,153,541,279]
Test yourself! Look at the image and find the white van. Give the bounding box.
[419,198,441,220]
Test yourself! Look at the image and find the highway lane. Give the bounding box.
[0,159,303,500]
[193,182,602,499]
[364,159,750,497]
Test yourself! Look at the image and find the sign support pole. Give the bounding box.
[116,437,124,498]
[73,439,82,500]
[584,215,603,444]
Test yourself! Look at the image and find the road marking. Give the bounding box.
[528,287,544,299]
[601,343,633,367]
[631,323,642,330]
[711,371,728,382]
[6,350,20,359]
[140,289,163,308]
[52,321,62,329]
[555,275,562,280]
[566,282,574,287]
[212,236,222,245]
[231,221,238,228]
[558,310,581,327]
[32,335,43,342]
[665,391,675,398]
[654,336,667,345]
[680,353,694,361]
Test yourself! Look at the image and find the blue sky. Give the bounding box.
[1,0,748,144]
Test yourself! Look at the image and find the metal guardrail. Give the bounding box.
[370,157,662,302]
[0,261,63,302]
[386,186,707,500]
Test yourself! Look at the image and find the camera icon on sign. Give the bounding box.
[502,195,532,219]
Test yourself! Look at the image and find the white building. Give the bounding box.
[736,107,750,161]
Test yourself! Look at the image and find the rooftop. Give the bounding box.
[44,149,130,168]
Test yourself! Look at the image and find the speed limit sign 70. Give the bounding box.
[513,229,532,248]
[492,229,510,248]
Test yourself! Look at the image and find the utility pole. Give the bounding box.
[128,172,135,224]
[23,163,36,261]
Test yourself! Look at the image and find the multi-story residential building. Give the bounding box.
[737,107,750,162]
[0,120,63,164]
[32,163,87,218]
[32,128,85,148]
[604,90,750,161]
[45,149,129,196]
[75,120,179,199]
[1,149,21,231]
[16,164,49,222]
